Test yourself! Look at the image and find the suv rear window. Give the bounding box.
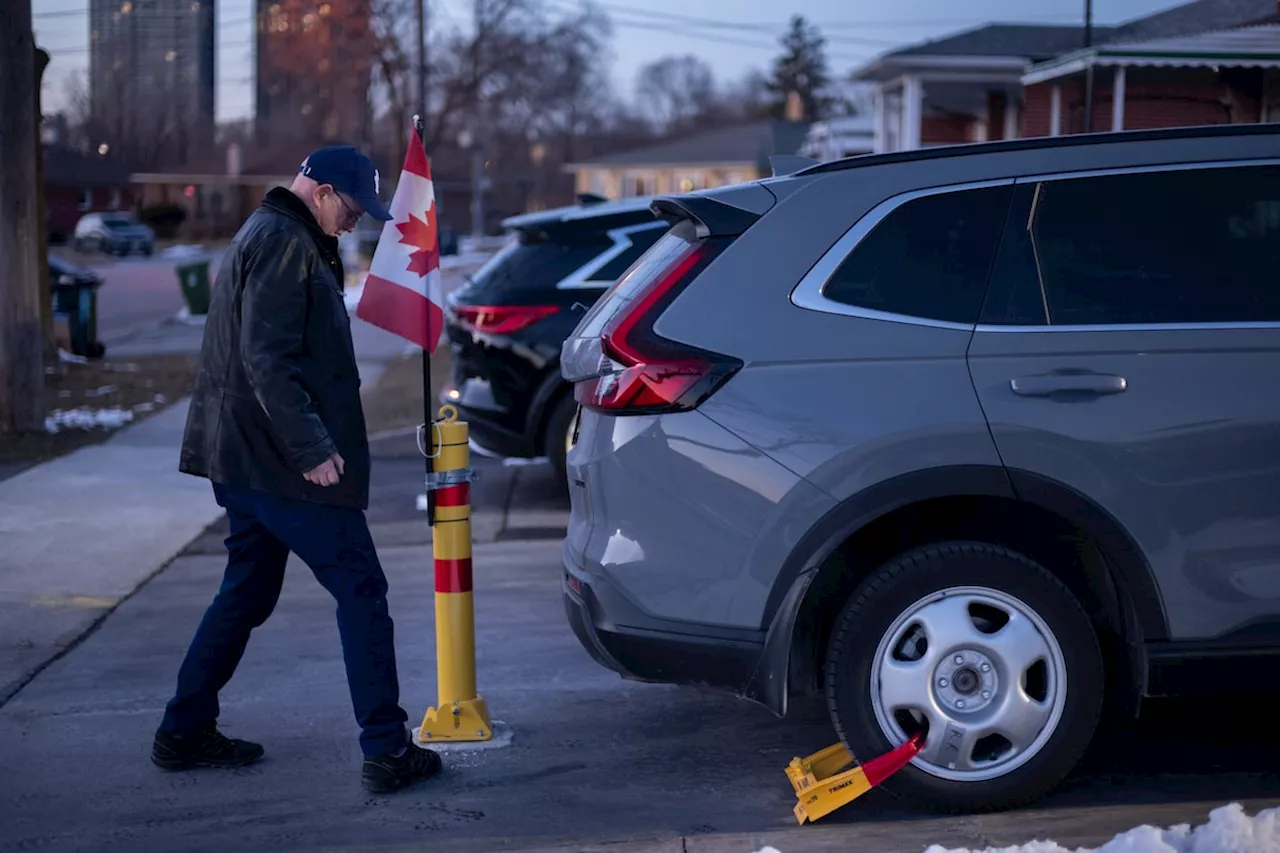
[464,232,612,298]
[822,184,1014,325]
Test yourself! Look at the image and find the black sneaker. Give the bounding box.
[151,725,265,770]
[362,743,443,794]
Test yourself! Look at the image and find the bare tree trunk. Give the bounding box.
[0,1,45,433]
[34,45,56,364]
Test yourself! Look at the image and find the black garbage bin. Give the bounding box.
[48,255,106,359]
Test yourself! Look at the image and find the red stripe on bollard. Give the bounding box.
[435,557,474,593]
[435,484,470,507]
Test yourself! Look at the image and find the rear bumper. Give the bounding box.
[562,547,765,695]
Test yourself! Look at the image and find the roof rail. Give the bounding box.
[796,122,1280,177]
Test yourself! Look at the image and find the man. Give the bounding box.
[153,145,442,795]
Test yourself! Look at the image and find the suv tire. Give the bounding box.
[544,391,578,494]
[823,541,1104,813]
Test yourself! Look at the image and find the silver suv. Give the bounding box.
[559,124,1280,813]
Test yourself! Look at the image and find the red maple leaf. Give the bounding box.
[395,212,438,277]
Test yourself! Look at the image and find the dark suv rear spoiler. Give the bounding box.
[649,195,762,239]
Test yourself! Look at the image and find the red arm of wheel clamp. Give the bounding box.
[862,732,925,787]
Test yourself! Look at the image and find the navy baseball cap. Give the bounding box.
[299,145,392,221]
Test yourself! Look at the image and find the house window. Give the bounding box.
[625,174,650,197]
[78,189,93,211]
[676,174,700,192]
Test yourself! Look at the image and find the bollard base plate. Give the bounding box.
[412,721,514,753]
[415,696,493,744]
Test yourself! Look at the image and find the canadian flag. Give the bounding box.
[355,126,445,353]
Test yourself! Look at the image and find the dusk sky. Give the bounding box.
[33,0,1182,123]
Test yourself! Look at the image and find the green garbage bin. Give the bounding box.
[51,274,105,359]
[176,257,212,316]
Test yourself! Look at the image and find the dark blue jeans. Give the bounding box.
[160,483,409,757]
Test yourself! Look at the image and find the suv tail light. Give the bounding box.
[452,304,558,335]
[574,237,741,415]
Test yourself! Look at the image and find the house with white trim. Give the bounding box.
[851,0,1279,154]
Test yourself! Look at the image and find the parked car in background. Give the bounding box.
[441,195,667,489]
[73,212,155,257]
[560,123,1280,814]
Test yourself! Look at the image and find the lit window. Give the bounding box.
[165,50,177,62]
[121,1,132,12]
[319,3,331,14]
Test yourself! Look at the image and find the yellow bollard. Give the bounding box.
[416,404,494,743]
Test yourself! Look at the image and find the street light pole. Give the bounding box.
[417,0,428,140]
[469,0,485,240]
[471,143,484,240]
[0,0,46,433]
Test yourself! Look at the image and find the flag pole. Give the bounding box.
[413,112,436,528]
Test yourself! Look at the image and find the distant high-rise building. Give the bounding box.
[254,0,374,149]
[88,0,216,169]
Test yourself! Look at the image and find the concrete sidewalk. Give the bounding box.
[0,398,223,703]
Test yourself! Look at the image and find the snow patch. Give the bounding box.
[160,244,206,258]
[502,456,548,468]
[45,407,135,433]
[909,803,1280,853]
[175,306,207,325]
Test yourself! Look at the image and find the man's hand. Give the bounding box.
[304,453,345,487]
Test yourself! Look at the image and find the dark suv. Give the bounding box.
[442,195,666,488]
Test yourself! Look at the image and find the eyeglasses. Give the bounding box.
[334,192,362,226]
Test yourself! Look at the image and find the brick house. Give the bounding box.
[1021,23,1280,136]
[43,145,136,243]
[850,0,1278,155]
[851,25,1099,152]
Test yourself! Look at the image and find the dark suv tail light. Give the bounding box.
[574,238,741,415]
[452,304,558,335]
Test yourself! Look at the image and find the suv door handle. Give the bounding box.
[1010,372,1127,397]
